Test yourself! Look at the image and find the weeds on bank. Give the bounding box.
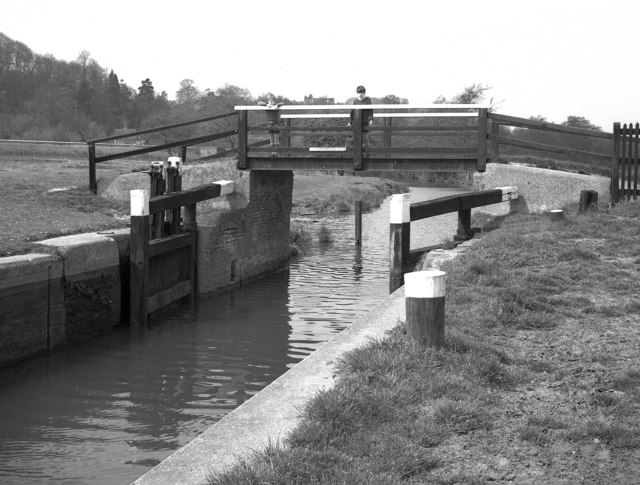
[210,200,640,484]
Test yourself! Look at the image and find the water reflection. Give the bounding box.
[0,186,466,485]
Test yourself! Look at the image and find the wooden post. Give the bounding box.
[88,142,97,193]
[168,156,182,235]
[383,117,392,152]
[282,118,291,152]
[237,110,248,169]
[405,269,446,348]
[612,122,620,204]
[490,117,499,160]
[389,193,411,294]
[579,190,598,213]
[353,109,363,171]
[633,123,639,200]
[355,200,362,246]
[624,124,630,200]
[549,209,564,221]
[477,108,487,171]
[179,145,188,164]
[454,203,473,241]
[130,189,150,327]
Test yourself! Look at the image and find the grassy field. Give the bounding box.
[209,201,640,484]
[0,153,407,256]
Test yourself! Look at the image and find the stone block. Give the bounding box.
[0,254,65,367]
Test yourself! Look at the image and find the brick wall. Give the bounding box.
[197,170,293,295]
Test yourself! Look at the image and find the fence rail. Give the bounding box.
[487,113,611,162]
[87,111,239,193]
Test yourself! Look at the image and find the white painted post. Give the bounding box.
[405,269,446,348]
[130,189,149,216]
[389,193,411,293]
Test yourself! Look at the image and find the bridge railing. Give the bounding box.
[389,187,518,293]
[87,111,239,193]
[235,104,491,173]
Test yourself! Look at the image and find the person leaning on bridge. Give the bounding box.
[258,95,284,153]
[347,85,374,147]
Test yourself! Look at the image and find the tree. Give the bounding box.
[434,83,490,105]
[176,79,201,104]
[562,115,601,131]
[378,94,408,104]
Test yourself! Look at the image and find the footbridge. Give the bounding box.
[235,104,491,173]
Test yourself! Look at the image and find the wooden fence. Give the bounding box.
[487,113,611,163]
[612,122,640,203]
[389,187,518,293]
[87,112,239,193]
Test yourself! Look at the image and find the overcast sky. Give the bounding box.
[3,0,639,130]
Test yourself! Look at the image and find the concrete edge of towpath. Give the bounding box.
[133,286,407,485]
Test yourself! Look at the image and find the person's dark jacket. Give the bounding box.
[349,97,373,126]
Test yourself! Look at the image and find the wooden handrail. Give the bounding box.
[235,104,491,111]
[389,187,517,293]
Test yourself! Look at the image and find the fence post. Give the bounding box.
[237,110,248,169]
[353,109,363,171]
[355,200,362,246]
[282,118,291,151]
[383,117,392,152]
[633,123,639,200]
[612,122,620,204]
[490,117,499,159]
[405,269,446,348]
[477,108,487,171]
[130,189,150,327]
[389,193,411,294]
[88,142,97,193]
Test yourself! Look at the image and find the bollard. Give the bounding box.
[549,209,564,221]
[389,193,411,294]
[579,190,598,213]
[405,269,446,348]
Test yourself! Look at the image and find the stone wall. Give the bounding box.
[197,170,293,295]
[0,233,122,368]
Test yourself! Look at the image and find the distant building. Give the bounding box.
[304,94,335,105]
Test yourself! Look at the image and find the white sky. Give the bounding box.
[3,0,639,131]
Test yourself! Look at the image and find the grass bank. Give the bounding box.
[208,201,640,484]
[0,158,407,256]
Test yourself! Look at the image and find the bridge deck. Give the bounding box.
[235,104,489,172]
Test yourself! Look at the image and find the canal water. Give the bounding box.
[0,187,466,485]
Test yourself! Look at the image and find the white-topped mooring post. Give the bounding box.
[389,193,411,294]
[405,269,446,348]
